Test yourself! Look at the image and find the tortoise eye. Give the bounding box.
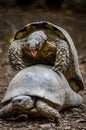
[27,42,30,46]
[38,42,40,46]
[36,42,40,47]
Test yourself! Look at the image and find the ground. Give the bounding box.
[0,7,86,130]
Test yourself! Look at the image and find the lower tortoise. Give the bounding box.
[0,65,83,123]
[8,21,84,92]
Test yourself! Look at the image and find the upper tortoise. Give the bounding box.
[8,21,84,92]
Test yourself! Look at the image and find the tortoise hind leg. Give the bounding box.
[36,100,64,129]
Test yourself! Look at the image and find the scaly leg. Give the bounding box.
[52,39,69,74]
[8,40,25,71]
[36,100,64,129]
[0,102,13,118]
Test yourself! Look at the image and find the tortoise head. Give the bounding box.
[12,95,34,109]
[27,31,47,57]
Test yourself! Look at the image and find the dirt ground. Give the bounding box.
[0,6,86,130]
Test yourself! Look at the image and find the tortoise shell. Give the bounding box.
[1,65,82,110]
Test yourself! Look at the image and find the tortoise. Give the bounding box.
[0,65,83,123]
[8,21,84,92]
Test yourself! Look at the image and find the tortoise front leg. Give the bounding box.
[52,40,69,74]
[0,102,27,120]
[36,100,64,129]
[8,40,25,71]
[0,102,13,118]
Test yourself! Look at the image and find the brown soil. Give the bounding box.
[0,7,86,130]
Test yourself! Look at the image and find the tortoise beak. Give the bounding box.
[31,50,37,57]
